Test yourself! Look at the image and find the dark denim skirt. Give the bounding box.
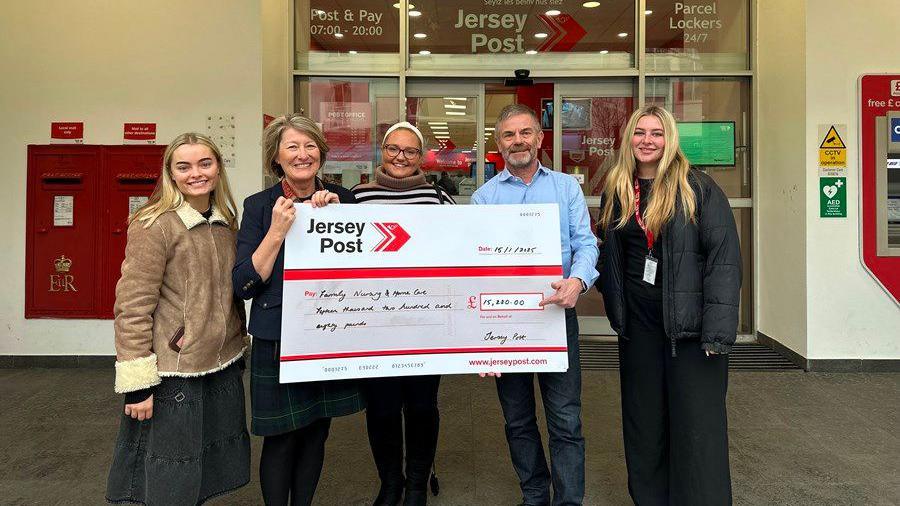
[106,361,250,505]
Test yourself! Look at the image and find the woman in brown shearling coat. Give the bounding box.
[106,133,250,506]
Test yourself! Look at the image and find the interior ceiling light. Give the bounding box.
[645,10,653,15]
[600,50,609,54]
[418,50,431,55]
[446,111,466,116]
[525,50,538,55]
[428,121,447,125]
[444,97,468,101]
[444,104,467,109]
[409,10,422,17]
[414,33,427,39]
[617,32,628,38]
[582,1,601,7]
[534,33,548,39]
[334,32,344,38]
[348,50,358,54]
[546,9,561,16]
[393,2,415,8]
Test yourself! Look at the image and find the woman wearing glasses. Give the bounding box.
[352,122,454,506]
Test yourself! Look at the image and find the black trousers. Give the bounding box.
[619,292,732,506]
[364,375,441,491]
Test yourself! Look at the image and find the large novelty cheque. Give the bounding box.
[279,204,568,383]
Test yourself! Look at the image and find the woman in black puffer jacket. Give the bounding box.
[595,105,741,506]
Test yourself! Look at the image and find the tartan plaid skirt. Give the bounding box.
[250,338,364,436]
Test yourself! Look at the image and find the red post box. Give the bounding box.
[25,145,104,318]
[26,145,166,319]
[100,146,164,317]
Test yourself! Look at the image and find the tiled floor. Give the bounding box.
[0,368,897,505]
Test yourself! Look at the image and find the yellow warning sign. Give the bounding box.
[819,125,846,167]
[819,126,846,149]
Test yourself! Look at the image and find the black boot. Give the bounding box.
[374,481,404,506]
[367,410,405,506]
[402,488,428,506]
[402,405,440,506]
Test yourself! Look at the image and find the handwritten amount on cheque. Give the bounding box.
[307,288,534,340]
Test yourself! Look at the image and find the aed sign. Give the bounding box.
[891,117,900,142]
[819,177,847,218]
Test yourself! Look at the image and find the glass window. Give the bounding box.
[645,77,751,198]
[645,0,749,72]
[408,0,634,71]
[295,1,399,72]
[295,78,400,189]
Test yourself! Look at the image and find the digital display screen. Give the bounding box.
[676,121,736,167]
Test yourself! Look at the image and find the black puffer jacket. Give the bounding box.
[595,169,742,354]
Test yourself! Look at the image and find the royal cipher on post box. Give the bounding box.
[25,145,164,319]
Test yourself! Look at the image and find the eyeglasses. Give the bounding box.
[383,145,422,159]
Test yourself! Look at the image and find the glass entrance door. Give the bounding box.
[554,80,636,335]
[407,79,622,334]
[405,81,482,199]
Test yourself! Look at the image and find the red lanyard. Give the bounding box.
[633,176,655,253]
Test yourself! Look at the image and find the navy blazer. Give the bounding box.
[232,181,356,340]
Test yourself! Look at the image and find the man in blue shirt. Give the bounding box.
[473,104,599,506]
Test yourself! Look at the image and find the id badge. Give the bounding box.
[642,255,658,285]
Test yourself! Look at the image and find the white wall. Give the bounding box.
[804,1,900,359]
[755,0,809,356]
[262,0,290,119]
[0,1,262,355]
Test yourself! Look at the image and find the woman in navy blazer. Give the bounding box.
[233,114,363,506]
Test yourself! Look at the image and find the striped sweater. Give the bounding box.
[351,166,456,205]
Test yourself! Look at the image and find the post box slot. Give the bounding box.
[116,173,158,185]
[41,172,83,185]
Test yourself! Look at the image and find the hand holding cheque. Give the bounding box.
[278,203,570,383]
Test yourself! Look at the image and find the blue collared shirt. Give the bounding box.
[472,164,599,287]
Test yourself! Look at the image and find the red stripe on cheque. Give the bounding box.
[284,265,563,281]
[281,346,568,362]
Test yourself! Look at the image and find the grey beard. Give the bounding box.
[503,150,535,169]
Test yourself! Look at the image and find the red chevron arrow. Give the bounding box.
[372,222,411,252]
[537,13,586,52]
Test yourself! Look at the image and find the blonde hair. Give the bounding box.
[130,133,239,230]
[599,105,697,237]
[262,114,330,178]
